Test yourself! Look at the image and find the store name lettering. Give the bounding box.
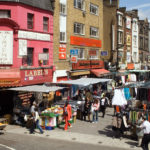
[25,69,48,77]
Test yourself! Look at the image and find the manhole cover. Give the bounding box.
[98,141,102,144]
[72,138,76,140]
[46,135,49,137]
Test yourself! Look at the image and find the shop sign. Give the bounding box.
[127,63,134,70]
[101,51,108,56]
[134,64,141,70]
[89,50,97,56]
[126,17,131,29]
[59,53,66,59]
[71,56,78,63]
[70,49,78,55]
[38,53,49,60]
[72,60,104,70]
[120,64,126,69]
[70,36,102,48]
[21,68,53,85]
[59,44,66,52]
[126,35,131,46]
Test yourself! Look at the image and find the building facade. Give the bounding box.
[0,0,54,87]
[53,0,119,81]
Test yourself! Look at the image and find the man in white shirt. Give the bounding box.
[140,116,150,150]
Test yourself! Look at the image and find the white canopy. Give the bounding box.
[8,85,67,93]
[58,78,112,87]
[112,89,127,106]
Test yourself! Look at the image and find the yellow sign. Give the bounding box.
[126,35,131,46]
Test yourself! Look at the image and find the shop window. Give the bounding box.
[90,26,98,37]
[27,48,33,66]
[60,32,66,42]
[74,0,85,10]
[90,3,98,15]
[43,48,49,65]
[27,13,34,29]
[60,3,66,15]
[74,22,85,35]
[43,17,49,32]
[0,10,11,18]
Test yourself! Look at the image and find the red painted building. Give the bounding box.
[0,0,54,87]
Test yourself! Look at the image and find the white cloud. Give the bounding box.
[129,3,150,9]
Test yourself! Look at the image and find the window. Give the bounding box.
[140,37,143,49]
[0,10,11,18]
[90,26,98,37]
[133,52,137,62]
[43,17,49,32]
[133,35,137,46]
[27,13,34,29]
[145,39,148,50]
[74,0,85,10]
[60,3,66,14]
[90,3,98,15]
[118,31,123,44]
[27,48,33,66]
[74,22,84,35]
[43,48,49,65]
[77,48,84,59]
[60,32,66,42]
[89,49,98,59]
[118,14,123,26]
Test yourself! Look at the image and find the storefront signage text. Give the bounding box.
[25,69,49,77]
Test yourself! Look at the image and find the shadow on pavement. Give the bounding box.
[98,125,114,137]
[125,141,138,148]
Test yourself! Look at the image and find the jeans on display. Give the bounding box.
[92,110,98,122]
[36,119,43,134]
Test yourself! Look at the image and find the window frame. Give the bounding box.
[27,48,34,66]
[43,48,49,65]
[74,22,85,35]
[118,14,123,26]
[0,10,11,18]
[60,3,66,15]
[74,0,85,10]
[90,26,99,38]
[43,17,49,32]
[118,31,123,44]
[90,3,98,15]
[27,13,34,29]
[60,32,66,42]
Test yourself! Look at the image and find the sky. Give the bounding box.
[119,0,150,21]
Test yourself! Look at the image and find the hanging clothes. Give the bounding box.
[124,88,131,100]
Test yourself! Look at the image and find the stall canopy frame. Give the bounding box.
[7,85,68,93]
[56,78,112,87]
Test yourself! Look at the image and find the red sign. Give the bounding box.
[72,60,104,70]
[127,63,134,70]
[59,44,66,52]
[59,53,66,59]
[89,50,97,56]
[71,56,77,63]
[21,68,53,85]
[70,36,102,48]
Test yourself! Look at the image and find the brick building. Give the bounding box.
[53,0,119,81]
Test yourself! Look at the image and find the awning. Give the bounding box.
[91,69,110,77]
[8,85,67,93]
[57,77,112,87]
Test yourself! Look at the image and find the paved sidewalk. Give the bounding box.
[5,107,142,150]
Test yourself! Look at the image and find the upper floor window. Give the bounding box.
[118,14,123,26]
[60,3,66,15]
[27,48,33,66]
[74,0,85,10]
[90,26,98,37]
[43,17,49,32]
[27,13,34,29]
[118,31,123,44]
[90,3,98,15]
[43,48,49,65]
[60,32,66,42]
[0,10,11,18]
[74,22,85,35]
[78,48,84,59]
[139,37,143,49]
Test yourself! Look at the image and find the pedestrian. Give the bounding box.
[29,111,36,134]
[30,101,37,115]
[63,101,72,131]
[100,94,107,118]
[92,98,100,123]
[34,107,44,134]
[140,116,150,150]
[83,97,91,122]
[136,112,144,147]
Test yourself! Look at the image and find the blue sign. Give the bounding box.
[70,49,78,55]
[101,51,108,56]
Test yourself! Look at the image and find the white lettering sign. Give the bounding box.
[19,40,27,56]
[0,31,13,64]
[18,30,50,41]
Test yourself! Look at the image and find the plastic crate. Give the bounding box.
[45,126,53,130]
